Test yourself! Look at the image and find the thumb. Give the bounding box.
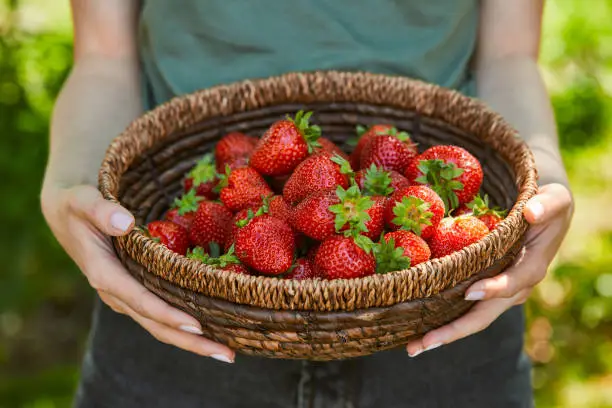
[67,185,135,236]
[523,183,572,225]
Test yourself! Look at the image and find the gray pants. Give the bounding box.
[74,297,533,408]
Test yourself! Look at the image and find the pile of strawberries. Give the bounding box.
[145,111,507,280]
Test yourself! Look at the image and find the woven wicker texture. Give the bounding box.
[99,71,538,360]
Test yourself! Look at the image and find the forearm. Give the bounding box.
[44,55,142,189]
[475,56,568,187]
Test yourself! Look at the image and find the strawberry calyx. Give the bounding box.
[392,196,433,236]
[235,194,273,228]
[379,126,412,143]
[287,110,322,153]
[214,164,232,192]
[330,154,355,182]
[415,159,465,212]
[172,189,202,215]
[329,185,373,237]
[466,194,507,218]
[187,154,217,186]
[362,164,393,196]
[373,236,411,274]
[188,243,242,268]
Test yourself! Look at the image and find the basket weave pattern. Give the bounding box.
[99,71,537,359]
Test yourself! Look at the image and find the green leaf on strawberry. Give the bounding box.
[188,153,217,186]
[329,185,373,235]
[287,110,322,153]
[391,196,433,236]
[362,164,393,196]
[172,189,203,215]
[415,159,465,212]
[373,237,411,274]
[466,194,508,218]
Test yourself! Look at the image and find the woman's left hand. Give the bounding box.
[406,183,574,357]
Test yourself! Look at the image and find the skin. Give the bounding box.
[42,0,571,364]
[406,0,574,357]
[41,0,234,363]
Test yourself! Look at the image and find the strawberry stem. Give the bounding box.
[362,164,393,196]
[391,196,433,236]
[414,159,464,212]
[329,185,373,237]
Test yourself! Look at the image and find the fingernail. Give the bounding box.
[528,200,544,222]
[408,348,423,358]
[110,212,133,232]
[179,325,203,335]
[465,291,485,301]
[424,342,443,352]
[211,354,234,364]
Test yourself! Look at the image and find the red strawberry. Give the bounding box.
[183,154,219,199]
[283,153,350,204]
[292,186,380,241]
[225,207,257,251]
[405,145,483,212]
[384,186,445,240]
[354,164,411,197]
[462,194,507,230]
[268,195,292,223]
[291,190,339,241]
[214,132,258,173]
[349,124,394,169]
[189,201,233,248]
[235,214,295,275]
[284,257,318,280]
[187,244,250,275]
[315,235,376,279]
[359,128,418,173]
[250,110,322,176]
[382,230,431,267]
[147,221,189,255]
[429,215,489,258]
[165,189,202,230]
[218,167,273,212]
[315,138,350,160]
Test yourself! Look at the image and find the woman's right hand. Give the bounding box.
[41,183,235,363]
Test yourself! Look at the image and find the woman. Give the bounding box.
[42,0,573,406]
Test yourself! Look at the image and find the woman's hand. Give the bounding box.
[406,183,573,357]
[41,183,235,363]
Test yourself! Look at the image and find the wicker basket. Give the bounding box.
[99,71,538,361]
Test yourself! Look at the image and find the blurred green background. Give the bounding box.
[1,1,611,407]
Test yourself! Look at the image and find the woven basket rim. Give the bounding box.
[99,70,538,311]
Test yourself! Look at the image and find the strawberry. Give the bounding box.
[354,164,411,197]
[405,145,483,212]
[315,138,350,160]
[218,166,273,212]
[250,110,322,176]
[146,221,189,255]
[349,124,394,169]
[381,230,431,267]
[284,257,318,280]
[214,132,258,173]
[429,215,490,258]
[268,195,292,223]
[187,244,250,275]
[359,127,418,173]
[462,194,507,230]
[292,186,381,241]
[165,189,202,230]
[235,214,295,275]
[225,207,257,251]
[384,185,445,240]
[283,153,351,204]
[183,154,219,199]
[315,235,376,280]
[189,200,233,249]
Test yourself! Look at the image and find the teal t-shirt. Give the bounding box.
[139,0,479,109]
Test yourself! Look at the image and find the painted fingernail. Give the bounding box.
[424,342,443,352]
[110,212,133,232]
[465,291,485,301]
[528,200,544,222]
[408,348,423,358]
[179,325,203,335]
[211,354,234,363]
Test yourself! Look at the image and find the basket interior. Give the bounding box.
[117,102,518,225]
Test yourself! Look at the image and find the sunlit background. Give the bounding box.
[1,1,611,407]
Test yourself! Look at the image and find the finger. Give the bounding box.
[98,291,128,314]
[86,251,205,335]
[406,290,527,357]
[66,185,135,236]
[128,309,235,363]
[465,248,547,300]
[523,183,572,225]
